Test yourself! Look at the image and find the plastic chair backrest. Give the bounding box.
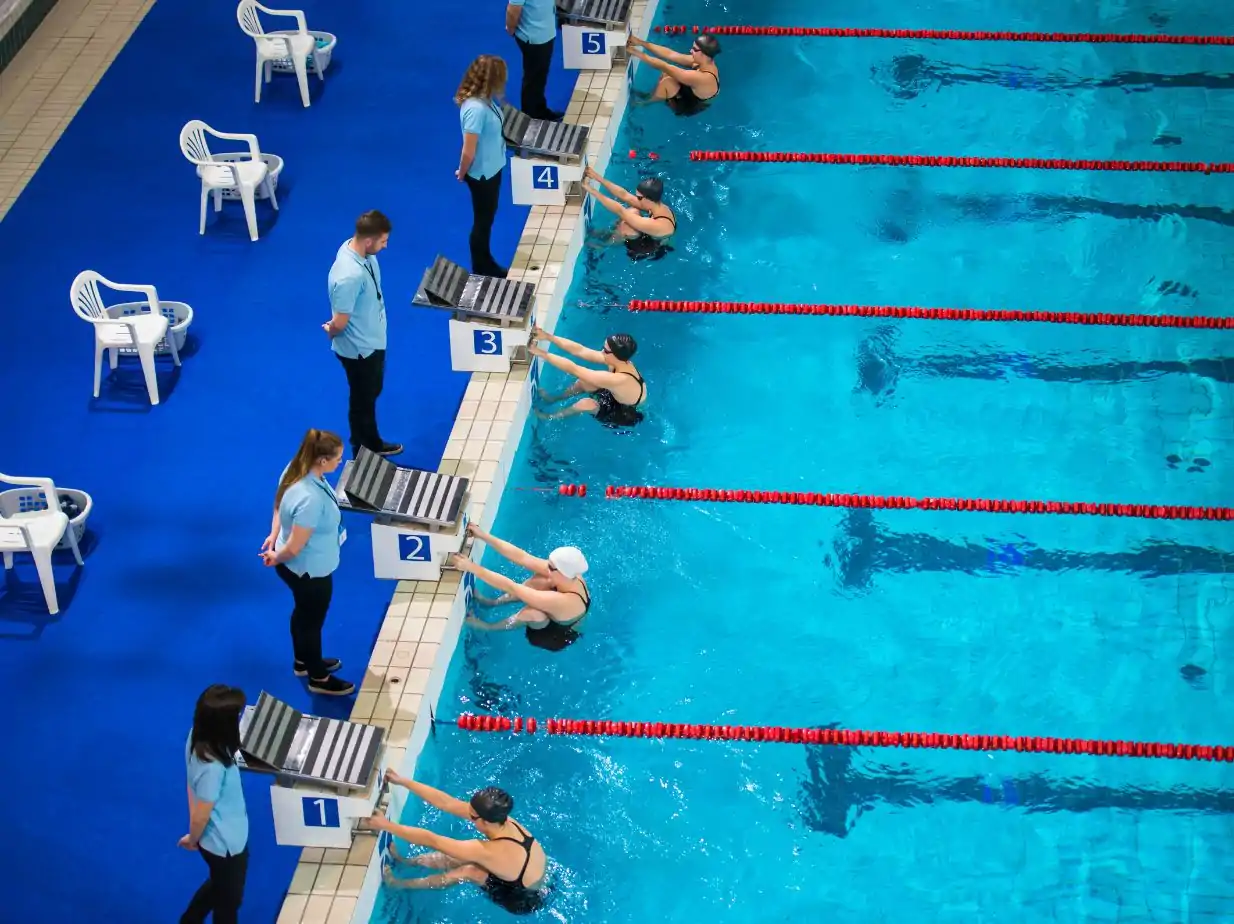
[69,271,111,323]
[179,120,215,166]
[236,0,265,37]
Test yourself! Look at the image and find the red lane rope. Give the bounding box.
[628,299,1234,330]
[688,151,1234,173]
[453,714,1234,763]
[545,484,1234,521]
[652,24,1234,45]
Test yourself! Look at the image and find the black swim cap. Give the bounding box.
[636,177,664,203]
[606,333,637,361]
[470,787,514,824]
[695,34,720,58]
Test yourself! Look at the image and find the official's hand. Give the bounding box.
[178,835,198,851]
[259,549,280,567]
[455,169,464,181]
[322,322,334,336]
[261,533,278,553]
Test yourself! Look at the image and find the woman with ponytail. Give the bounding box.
[259,429,354,696]
[455,54,510,278]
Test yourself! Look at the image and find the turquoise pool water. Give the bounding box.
[377,0,1234,920]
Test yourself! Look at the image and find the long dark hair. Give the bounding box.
[190,684,246,765]
[275,428,343,508]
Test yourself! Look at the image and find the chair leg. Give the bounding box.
[65,523,84,567]
[1,552,11,570]
[313,52,324,81]
[213,188,222,213]
[199,183,209,234]
[265,175,279,211]
[167,322,182,368]
[255,57,264,102]
[108,348,118,370]
[136,342,160,405]
[93,339,105,397]
[31,547,59,615]
[239,185,259,242]
[293,57,310,107]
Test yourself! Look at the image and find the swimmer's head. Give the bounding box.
[692,34,721,61]
[469,787,514,827]
[548,546,589,579]
[636,177,664,204]
[603,333,638,363]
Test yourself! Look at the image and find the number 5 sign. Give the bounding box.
[562,25,614,70]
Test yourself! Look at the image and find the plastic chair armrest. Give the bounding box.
[210,130,263,161]
[0,474,57,495]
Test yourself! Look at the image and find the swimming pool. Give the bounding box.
[374,0,1234,919]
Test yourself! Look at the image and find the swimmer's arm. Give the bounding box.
[620,209,671,236]
[535,350,621,391]
[586,187,630,219]
[632,38,693,66]
[467,567,574,618]
[374,821,488,865]
[470,529,549,572]
[593,175,639,206]
[388,775,473,820]
[541,332,606,364]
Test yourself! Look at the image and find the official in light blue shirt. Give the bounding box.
[261,428,355,695]
[456,55,511,278]
[325,210,400,457]
[179,684,249,924]
[507,0,561,121]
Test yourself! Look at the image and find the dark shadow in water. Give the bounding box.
[800,726,1234,838]
[825,508,1232,592]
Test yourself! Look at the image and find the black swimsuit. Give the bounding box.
[483,821,546,915]
[625,210,676,262]
[525,582,591,652]
[592,370,646,428]
[667,68,719,116]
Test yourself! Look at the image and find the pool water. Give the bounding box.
[376,0,1234,920]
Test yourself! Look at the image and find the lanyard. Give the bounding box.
[314,476,340,510]
[359,258,383,304]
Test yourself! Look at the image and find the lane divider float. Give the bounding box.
[688,151,1234,173]
[627,299,1234,329]
[652,25,1234,46]
[450,714,1234,762]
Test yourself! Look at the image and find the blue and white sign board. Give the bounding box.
[268,752,388,848]
[447,317,534,373]
[510,156,585,207]
[561,23,628,69]
[371,516,467,581]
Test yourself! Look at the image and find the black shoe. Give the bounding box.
[308,675,355,696]
[294,658,341,677]
[545,109,565,122]
[377,442,403,457]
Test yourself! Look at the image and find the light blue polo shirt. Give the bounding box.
[461,98,507,181]
[186,734,249,857]
[328,241,387,360]
[278,474,342,578]
[511,0,557,45]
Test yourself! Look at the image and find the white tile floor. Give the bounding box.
[0,1,636,921]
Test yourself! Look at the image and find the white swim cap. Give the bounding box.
[548,546,589,579]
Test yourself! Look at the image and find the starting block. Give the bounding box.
[336,447,470,581]
[557,0,632,70]
[238,692,388,849]
[411,255,536,373]
[504,103,588,207]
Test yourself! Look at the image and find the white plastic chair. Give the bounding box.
[179,120,278,243]
[0,474,84,616]
[70,271,182,406]
[237,0,323,108]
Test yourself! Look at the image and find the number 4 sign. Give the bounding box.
[531,165,558,190]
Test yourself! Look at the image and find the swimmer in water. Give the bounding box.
[628,32,720,115]
[452,523,590,651]
[582,165,675,261]
[530,329,646,426]
[374,772,549,915]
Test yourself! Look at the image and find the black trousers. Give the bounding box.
[336,348,385,454]
[180,845,248,924]
[516,36,555,119]
[276,564,333,679]
[464,170,505,277]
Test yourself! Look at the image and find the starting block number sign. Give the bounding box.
[531,165,559,190]
[398,533,432,562]
[473,329,503,356]
[302,796,341,828]
[581,32,606,56]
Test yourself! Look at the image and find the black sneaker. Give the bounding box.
[294,658,341,677]
[377,442,403,457]
[546,109,565,122]
[308,675,355,696]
